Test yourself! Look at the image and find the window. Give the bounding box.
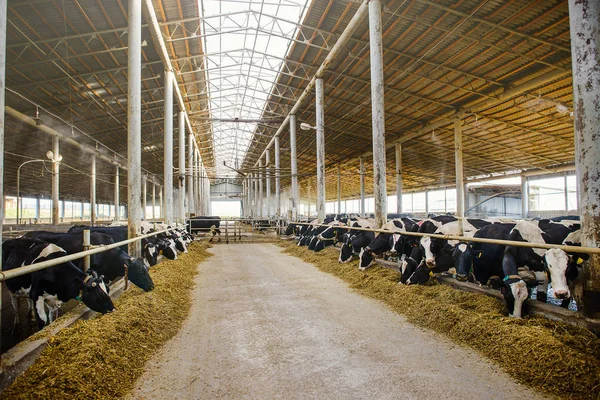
[567,175,578,211]
[529,177,566,211]
[428,190,446,213]
[413,192,426,213]
[402,194,413,213]
[387,195,397,213]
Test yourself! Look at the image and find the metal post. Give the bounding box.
[127,0,142,256]
[290,114,298,220]
[521,176,528,219]
[395,142,402,214]
[152,180,156,220]
[142,176,147,220]
[164,70,174,225]
[83,229,90,273]
[454,113,465,235]
[114,166,119,222]
[315,78,326,221]
[193,150,198,215]
[337,164,341,215]
[187,133,194,216]
[275,135,281,217]
[51,136,59,225]
[90,154,96,226]
[360,157,365,217]
[369,0,387,229]
[265,149,271,218]
[569,0,600,317]
[178,111,185,224]
[258,158,264,217]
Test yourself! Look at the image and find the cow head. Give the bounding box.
[126,257,155,291]
[399,245,424,284]
[158,239,178,260]
[501,276,529,318]
[339,240,355,263]
[313,239,326,252]
[367,233,392,255]
[452,242,481,282]
[542,249,573,300]
[358,247,374,271]
[307,236,319,251]
[405,262,433,285]
[284,224,295,236]
[78,273,115,314]
[143,242,158,267]
[173,236,188,253]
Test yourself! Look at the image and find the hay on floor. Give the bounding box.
[280,241,600,399]
[1,241,213,400]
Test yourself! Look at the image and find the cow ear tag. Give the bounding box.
[429,271,434,277]
[577,257,584,265]
[477,253,482,258]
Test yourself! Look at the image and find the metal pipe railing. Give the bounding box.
[292,222,600,255]
[0,226,178,282]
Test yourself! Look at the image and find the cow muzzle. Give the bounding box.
[553,289,570,299]
[456,273,468,282]
[426,259,436,268]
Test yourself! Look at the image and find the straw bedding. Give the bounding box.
[280,241,600,399]
[0,241,212,400]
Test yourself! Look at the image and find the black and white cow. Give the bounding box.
[24,231,154,292]
[3,238,115,330]
[313,219,353,252]
[339,218,377,263]
[501,219,580,317]
[357,217,421,270]
[297,218,334,247]
[404,218,495,285]
[452,222,517,285]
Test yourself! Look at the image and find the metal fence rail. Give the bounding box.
[0,226,179,282]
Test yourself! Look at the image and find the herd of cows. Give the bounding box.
[2,221,193,331]
[286,214,588,318]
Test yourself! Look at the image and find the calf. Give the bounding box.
[3,238,115,330]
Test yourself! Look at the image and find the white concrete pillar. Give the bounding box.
[265,149,271,217]
[290,114,298,220]
[164,70,174,225]
[369,0,387,228]
[395,142,402,214]
[275,136,281,217]
[127,0,142,256]
[569,0,600,317]
[315,78,326,221]
[114,166,119,221]
[142,176,147,220]
[90,154,96,225]
[360,157,365,217]
[51,136,59,225]
[188,133,194,216]
[258,158,264,217]
[178,111,185,223]
[454,113,465,235]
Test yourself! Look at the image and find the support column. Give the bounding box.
[290,114,299,220]
[359,157,365,217]
[395,142,403,214]
[142,177,147,220]
[569,0,600,317]
[521,176,528,219]
[315,78,326,221]
[128,0,142,256]
[253,172,258,217]
[35,197,40,221]
[51,136,59,225]
[178,111,185,224]
[163,69,174,225]
[369,0,387,228]
[307,181,311,217]
[114,166,119,221]
[258,158,264,218]
[90,154,96,225]
[188,133,194,216]
[265,149,271,218]
[337,165,341,215]
[275,136,281,217]
[454,113,465,235]
[0,1,6,354]
[159,185,163,219]
[152,180,156,220]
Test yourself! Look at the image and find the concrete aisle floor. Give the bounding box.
[128,243,546,400]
